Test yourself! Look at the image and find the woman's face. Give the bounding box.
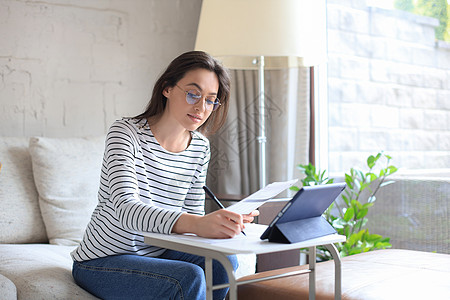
[163,68,219,132]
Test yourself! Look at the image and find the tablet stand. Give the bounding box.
[267,216,337,243]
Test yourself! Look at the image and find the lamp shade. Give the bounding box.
[195,0,327,69]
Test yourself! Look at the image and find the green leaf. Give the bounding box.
[366,233,382,242]
[366,172,378,182]
[344,207,355,222]
[347,232,359,246]
[362,202,374,209]
[289,186,300,191]
[348,247,364,255]
[356,208,368,219]
[367,155,376,168]
[341,194,350,206]
[360,182,369,191]
[348,230,366,246]
[320,170,326,179]
[350,200,362,213]
[374,241,392,249]
[345,174,354,189]
[387,166,398,175]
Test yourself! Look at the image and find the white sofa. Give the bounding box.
[0,136,255,299]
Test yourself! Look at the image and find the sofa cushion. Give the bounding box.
[0,244,98,299]
[29,136,105,246]
[0,137,47,244]
[0,243,253,299]
[0,273,17,300]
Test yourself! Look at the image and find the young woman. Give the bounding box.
[71,51,258,300]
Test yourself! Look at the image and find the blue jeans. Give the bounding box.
[72,250,238,300]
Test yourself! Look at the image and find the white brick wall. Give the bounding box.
[327,1,450,171]
[0,0,202,137]
[1,0,447,172]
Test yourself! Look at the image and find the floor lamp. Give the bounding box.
[195,0,327,189]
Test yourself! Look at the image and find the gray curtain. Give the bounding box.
[206,67,310,197]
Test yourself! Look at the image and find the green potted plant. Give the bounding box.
[292,152,398,261]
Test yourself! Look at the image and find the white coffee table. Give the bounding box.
[143,223,345,300]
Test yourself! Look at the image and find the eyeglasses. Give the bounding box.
[175,84,221,111]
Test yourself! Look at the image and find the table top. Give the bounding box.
[143,223,346,255]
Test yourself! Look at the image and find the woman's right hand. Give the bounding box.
[172,210,245,239]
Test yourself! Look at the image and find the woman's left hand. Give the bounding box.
[242,210,259,223]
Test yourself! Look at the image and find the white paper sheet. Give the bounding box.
[226,179,298,214]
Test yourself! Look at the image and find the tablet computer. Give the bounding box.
[260,183,346,243]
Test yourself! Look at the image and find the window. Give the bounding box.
[323,1,449,173]
[321,0,450,254]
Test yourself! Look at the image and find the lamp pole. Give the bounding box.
[257,56,266,189]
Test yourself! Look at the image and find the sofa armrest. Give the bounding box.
[0,273,17,300]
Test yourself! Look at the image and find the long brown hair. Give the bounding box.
[135,51,230,136]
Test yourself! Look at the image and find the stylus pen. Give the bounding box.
[203,185,246,236]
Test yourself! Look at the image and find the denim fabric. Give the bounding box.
[72,250,238,300]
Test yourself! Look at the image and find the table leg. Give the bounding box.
[215,254,237,300]
[228,276,238,300]
[205,257,213,300]
[325,243,342,300]
[204,253,237,300]
[309,246,316,300]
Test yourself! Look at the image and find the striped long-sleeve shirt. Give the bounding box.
[71,118,210,261]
